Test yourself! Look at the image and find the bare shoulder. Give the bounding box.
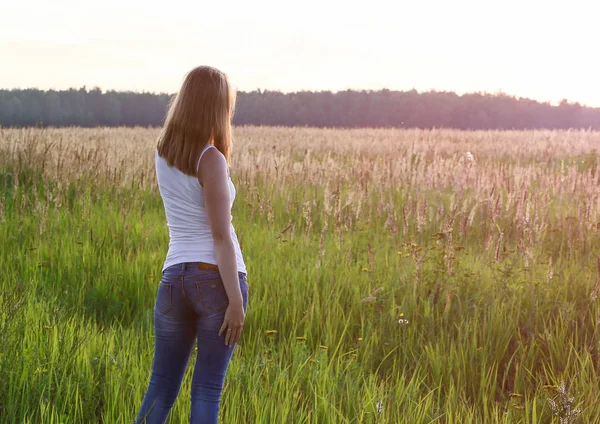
[197,146,227,186]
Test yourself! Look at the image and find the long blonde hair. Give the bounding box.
[157,66,236,175]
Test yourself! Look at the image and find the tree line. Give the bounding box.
[1,87,598,130]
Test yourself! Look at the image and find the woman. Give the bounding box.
[136,66,248,424]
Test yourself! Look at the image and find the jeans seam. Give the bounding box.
[181,275,194,309]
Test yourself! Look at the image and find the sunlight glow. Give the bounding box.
[2,0,599,106]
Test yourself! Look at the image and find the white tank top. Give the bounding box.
[155,145,247,273]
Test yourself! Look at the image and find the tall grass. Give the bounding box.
[1,127,600,423]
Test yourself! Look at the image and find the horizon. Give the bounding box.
[2,85,598,109]
[3,0,599,107]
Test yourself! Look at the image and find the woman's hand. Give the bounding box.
[219,301,245,346]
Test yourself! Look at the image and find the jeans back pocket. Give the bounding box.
[155,282,172,314]
[195,280,228,311]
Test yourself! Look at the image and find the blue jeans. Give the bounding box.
[136,262,249,424]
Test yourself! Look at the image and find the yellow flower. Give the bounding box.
[362,267,369,272]
[265,330,278,335]
[357,337,363,341]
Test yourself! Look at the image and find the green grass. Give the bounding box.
[1,155,599,423]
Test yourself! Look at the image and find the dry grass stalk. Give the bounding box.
[2,127,600,262]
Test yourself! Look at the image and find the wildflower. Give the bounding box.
[357,338,363,341]
[398,313,409,325]
[545,381,581,423]
[361,267,369,272]
[459,151,476,166]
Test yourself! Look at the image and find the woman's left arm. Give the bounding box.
[199,147,244,346]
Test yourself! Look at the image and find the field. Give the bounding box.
[1,127,600,423]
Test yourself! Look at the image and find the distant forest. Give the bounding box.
[1,87,599,130]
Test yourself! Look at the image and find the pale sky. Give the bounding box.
[2,0,599,106]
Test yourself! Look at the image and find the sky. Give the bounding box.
[2,0,600,106]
